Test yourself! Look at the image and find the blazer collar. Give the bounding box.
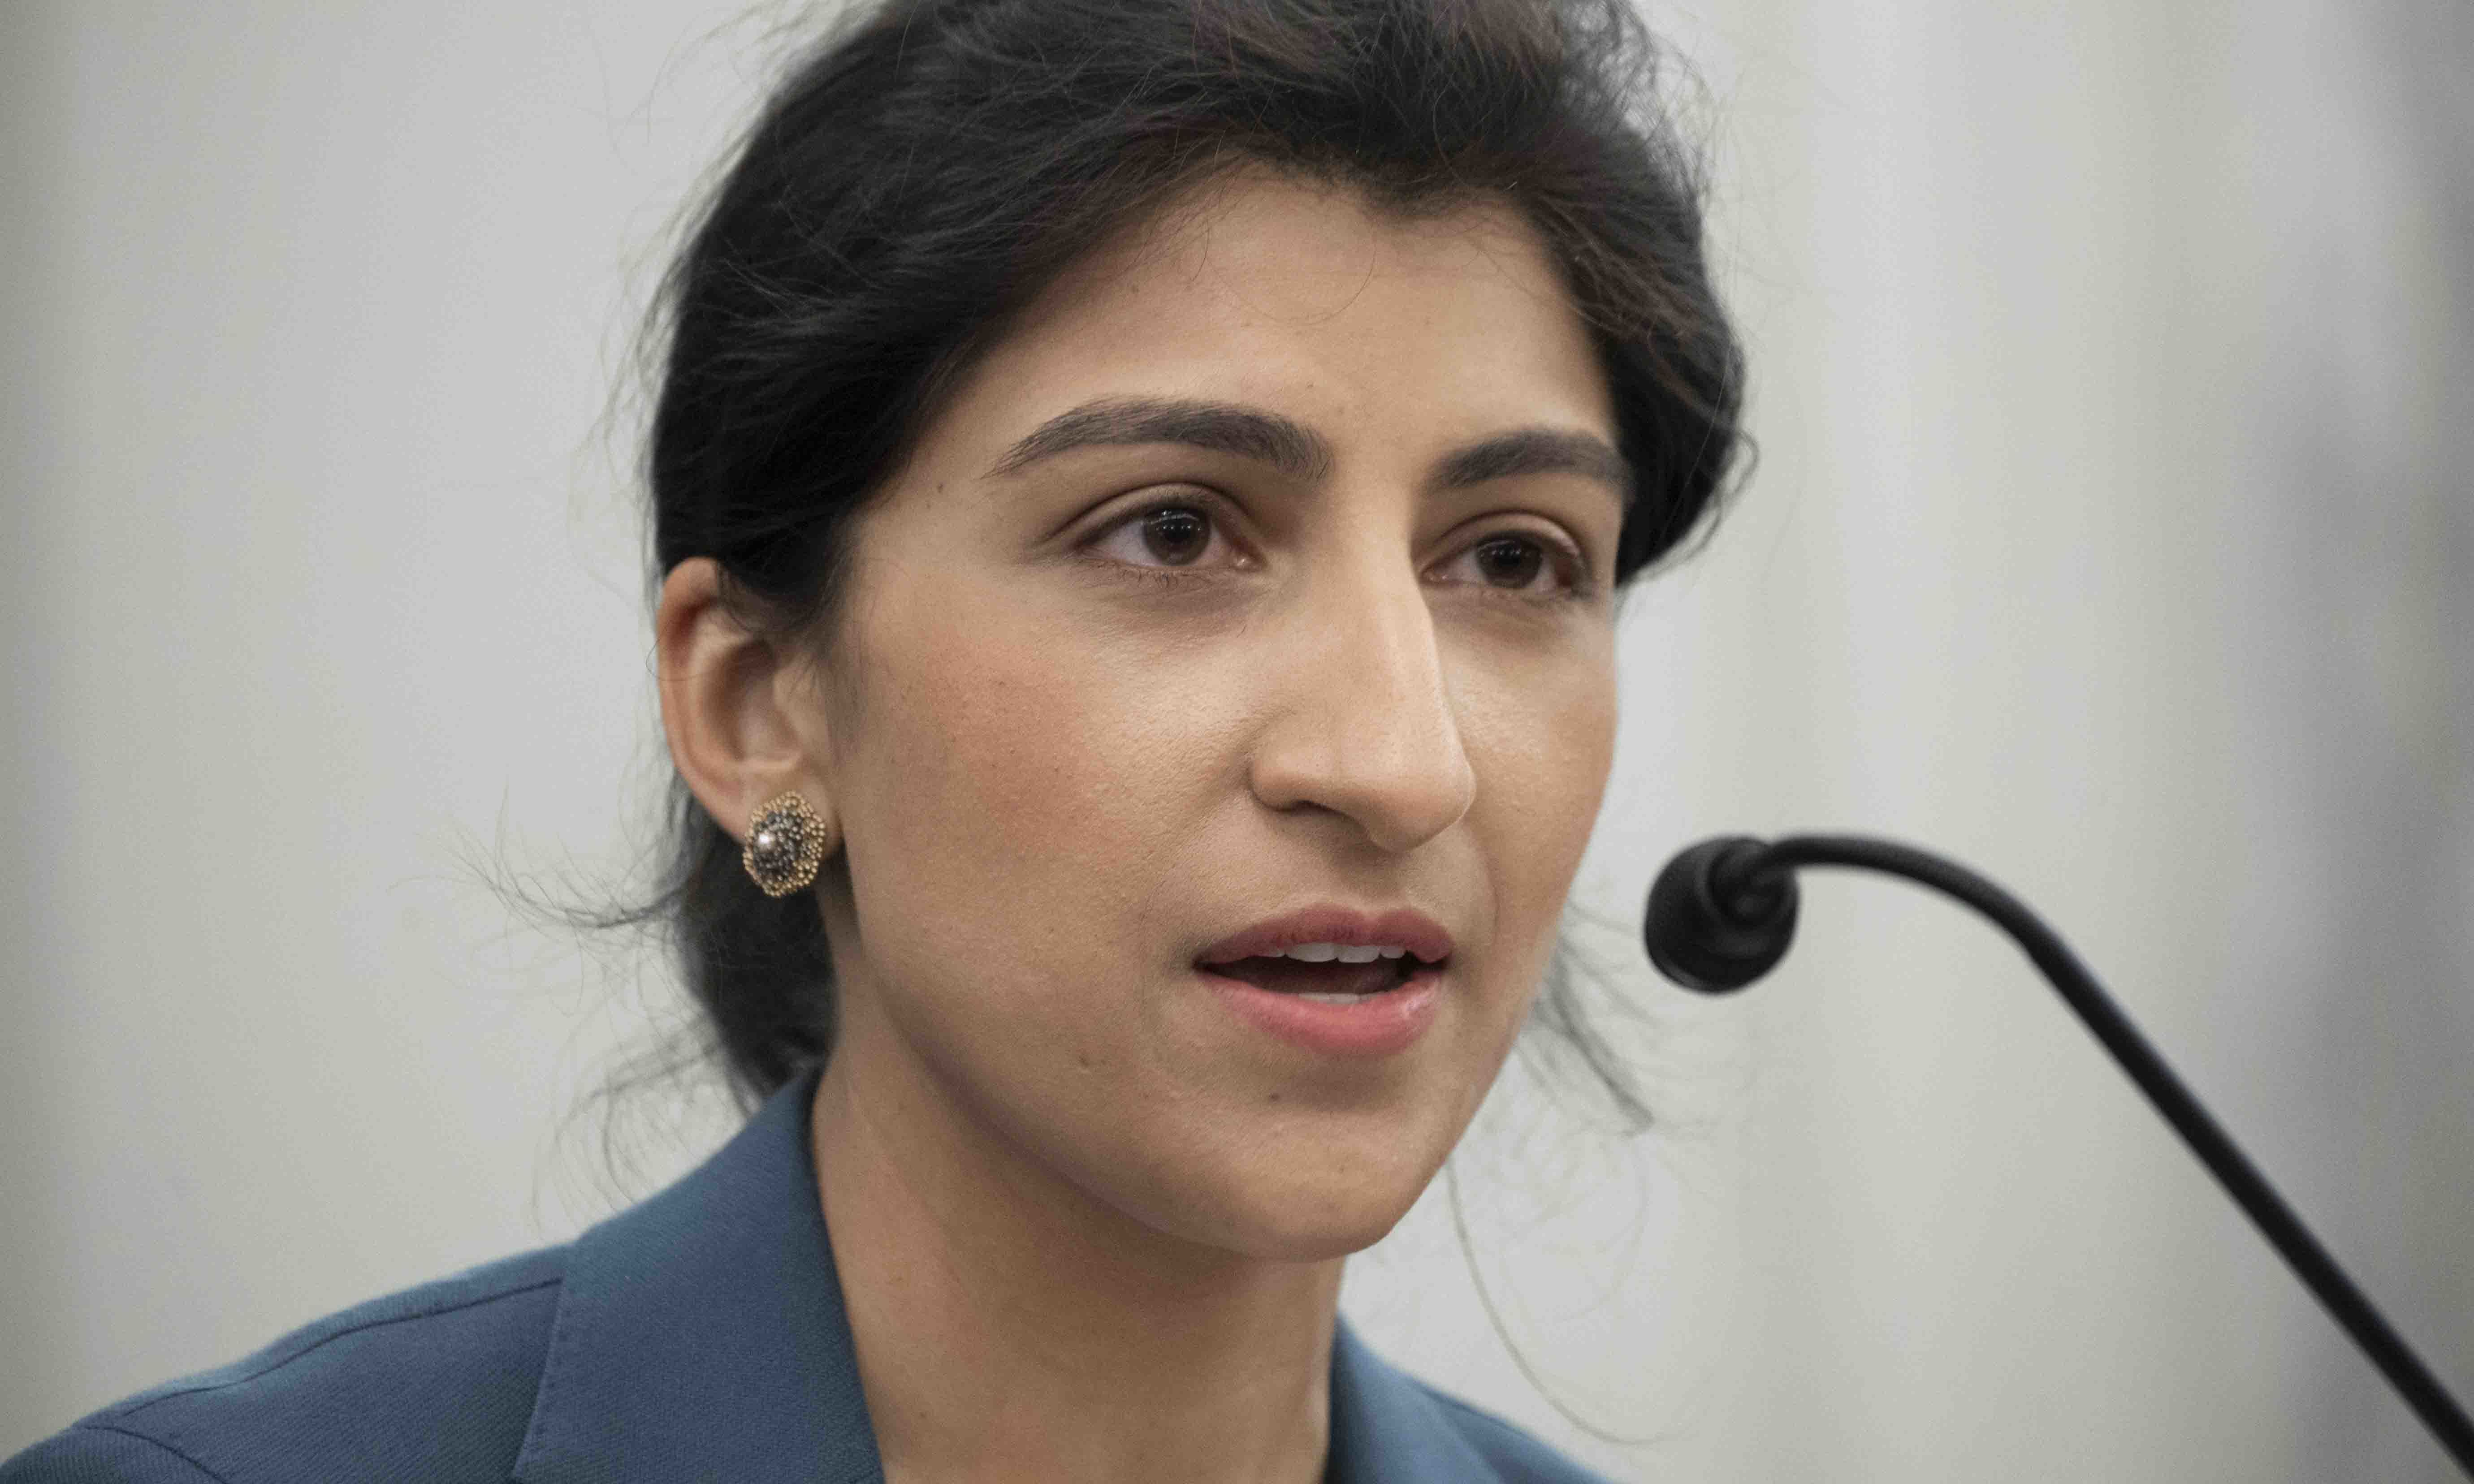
[512,1064,881,1484]
[513,1064,1496,1484]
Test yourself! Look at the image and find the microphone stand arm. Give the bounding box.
[1652,832,2474,1476]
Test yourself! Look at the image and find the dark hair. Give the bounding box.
[625,0,1746,1117]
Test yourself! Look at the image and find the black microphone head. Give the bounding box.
[1643,835,1800,993]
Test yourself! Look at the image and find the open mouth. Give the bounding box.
[1194,943,1449,1055]
[1201,953,1427,1001]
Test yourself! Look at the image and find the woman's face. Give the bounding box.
[806,169,1623,1261]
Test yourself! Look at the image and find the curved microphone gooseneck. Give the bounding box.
[1643,833,2474,1477]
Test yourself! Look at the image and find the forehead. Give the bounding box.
[1083,165,1574,318]
[919,168,1615,468]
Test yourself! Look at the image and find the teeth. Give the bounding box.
[1294,990,1381,1004]
[1274,942,1406,962]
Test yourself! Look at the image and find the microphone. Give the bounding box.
[1644,832,2474,1477]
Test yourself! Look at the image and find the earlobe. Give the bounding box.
[654,556,830,850]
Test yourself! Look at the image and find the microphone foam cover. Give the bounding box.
[1643,835,1801,993]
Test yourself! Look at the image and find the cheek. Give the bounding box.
[833,577,1255,1218]
[843,578,1210,1008]
[1469,639,1618,846]
[1462,644,1619,973]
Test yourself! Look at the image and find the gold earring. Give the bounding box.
[743,790,830,897]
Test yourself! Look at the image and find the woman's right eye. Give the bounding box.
[1086,503,1232,574]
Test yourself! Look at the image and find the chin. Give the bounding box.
[1245,1213,1413,1264]
[1194,1201,1414,1264]
[1170,1142,1445,1263]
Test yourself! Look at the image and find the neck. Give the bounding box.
[811,1004,1343,1484]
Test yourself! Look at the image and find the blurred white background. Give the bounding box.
[4,2,2468,1478]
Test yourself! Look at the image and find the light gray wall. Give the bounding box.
[6,3,2469,1478]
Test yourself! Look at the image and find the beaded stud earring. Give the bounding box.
[742,790,830,897]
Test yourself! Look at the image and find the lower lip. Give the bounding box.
[1194,961,1445,1057]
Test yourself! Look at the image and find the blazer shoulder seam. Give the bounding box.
[73,1423,238,1484]
[112,1275,562,1425]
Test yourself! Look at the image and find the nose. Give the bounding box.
[1246,535,1478,855]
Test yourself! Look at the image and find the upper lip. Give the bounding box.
[1197,905,1456,967]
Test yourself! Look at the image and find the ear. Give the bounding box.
[654,556,838,853]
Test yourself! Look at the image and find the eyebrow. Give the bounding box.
[982,395,1632,506]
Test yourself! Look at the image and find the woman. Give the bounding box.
[3,0,1741,1476]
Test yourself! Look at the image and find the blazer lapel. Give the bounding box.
[1326,1317,1504,1484]
[512,1065,883,1484]
[509,1060,1495,1483]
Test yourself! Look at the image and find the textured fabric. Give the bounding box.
[0,1247,562,1484]
[3,1068,1612,1483]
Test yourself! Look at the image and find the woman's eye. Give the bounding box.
[1085,505,1587,600]
[1089,503,1230,571]
[1440,533,1583,596]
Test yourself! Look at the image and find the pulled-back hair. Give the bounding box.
[635,0,1745,1112]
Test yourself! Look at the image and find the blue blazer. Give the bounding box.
[3,1066,1613,1482]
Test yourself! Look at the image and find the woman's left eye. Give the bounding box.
[1435,532,1589,598]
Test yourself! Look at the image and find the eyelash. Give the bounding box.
[1082,499,1600,604]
